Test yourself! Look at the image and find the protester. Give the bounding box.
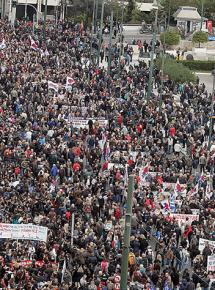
[0,17,214,290]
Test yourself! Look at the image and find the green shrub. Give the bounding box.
[156,57,196,83]
[178,60,215,71]
[192,31,208,47]
[160,30,180,46]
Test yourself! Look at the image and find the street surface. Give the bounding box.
[196,72,214,93]
[123,26,158,44]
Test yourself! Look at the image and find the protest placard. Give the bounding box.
[207,256,215,272]
[70,117,108,128]
[199,238,215,253]
[0,224,48,242]
[170,214,199,226]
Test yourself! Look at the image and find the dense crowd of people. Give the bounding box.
[0,17,214,290]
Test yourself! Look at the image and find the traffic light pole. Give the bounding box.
[108,10,114,75]
[120,175,134,290]
[97,0,104,66]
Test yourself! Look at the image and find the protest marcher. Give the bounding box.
[0,16,213,290]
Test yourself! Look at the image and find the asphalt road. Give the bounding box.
[196,72,214,94]
[123,32,158,44]
[102,32,156,45]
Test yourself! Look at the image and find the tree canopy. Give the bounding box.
[160,30,180,46]
[192,31,208,47]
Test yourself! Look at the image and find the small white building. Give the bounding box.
[173,6,203,35]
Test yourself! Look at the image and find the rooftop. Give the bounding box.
[173,6,201,21]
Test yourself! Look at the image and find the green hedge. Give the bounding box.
[156,58,196,83]
[178,60,215,71]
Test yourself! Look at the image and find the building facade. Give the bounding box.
[1,0,62,21]
[173,6,204,36]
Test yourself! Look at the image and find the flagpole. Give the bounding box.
[61,258,66,284]
[71,212,75,247]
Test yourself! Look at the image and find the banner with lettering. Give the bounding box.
[170,214,199,226]
[199,238,215,253]
[207,256,215,272]
[0,224,48,242]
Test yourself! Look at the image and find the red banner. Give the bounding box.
[10,260,59,270]
[207,20,213,34]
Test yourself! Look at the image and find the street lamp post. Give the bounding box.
[208,69,215,150]
[9,0,17,26]
[147,2,159,102]
[159,14,167,111]
[120,175,134,290]
[94,0,99,34]
[200,0,204,31]
[97,0,105,66]
[90,0,96,64]
[118,2,124,75]
[43,0,48,38]
[108,10,114,75]
[167,0,171,29]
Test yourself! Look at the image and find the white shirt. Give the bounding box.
[174,143,181,153]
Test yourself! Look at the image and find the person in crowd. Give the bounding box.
[0,17,213,290]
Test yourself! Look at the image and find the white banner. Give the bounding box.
[207,256,215,272]
[170,214,199,226]
[199,238,215,253]
[191,209,200,215]
[70,118,108,128]
[70,106,88,114]
[0,224,48,242]
[48,81,59,92]
[108,163,124,170]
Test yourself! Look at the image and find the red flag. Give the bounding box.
[157,175,163,185]
[143,163,149,174]
[66,76,75,88]
[174,179,181,193]
[29,36,38,51]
